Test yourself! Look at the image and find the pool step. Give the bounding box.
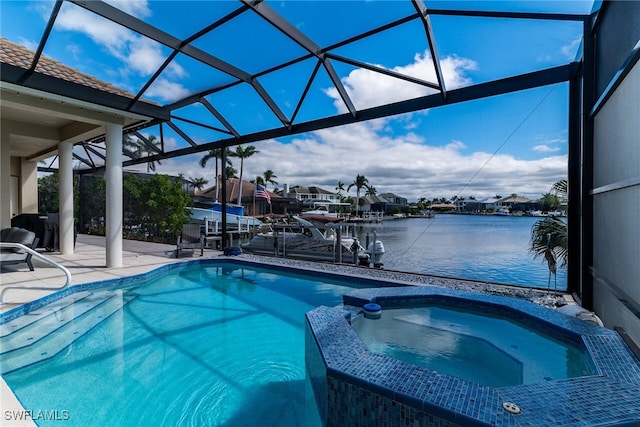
[0,291,135,375]
[0,292,93,338]
[0,291,121,350]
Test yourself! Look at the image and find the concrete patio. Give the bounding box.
[0,234,222,313]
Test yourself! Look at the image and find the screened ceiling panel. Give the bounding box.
[426,0,594,15]
[256,58,322,120]
[171,103,235,137]
[141,1,243,40]
[330,19,432,73]
[145,51,240,104]
[291,63,354,122]
[205,81,287,135]
[428,15,585,86]
[273,1,419,47]
[0,0,591,171]
[189,8,309,75]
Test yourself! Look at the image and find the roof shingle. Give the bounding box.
[0,37,136,99]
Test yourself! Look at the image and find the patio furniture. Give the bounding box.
[11,212,75,251]
[0,227,39,271]
[176,224,204,258]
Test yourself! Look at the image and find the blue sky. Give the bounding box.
[1,0,594,201]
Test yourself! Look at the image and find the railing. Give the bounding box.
[205,217,255,235]
[0,242,72,304]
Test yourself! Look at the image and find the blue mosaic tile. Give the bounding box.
[306,286,640,426]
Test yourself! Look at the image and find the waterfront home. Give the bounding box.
[496,195,532,214]
[278,184,341,204]
[464,196,501,213]
[361,192,409,215]
[196,177,278,217]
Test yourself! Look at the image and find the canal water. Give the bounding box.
[351,214,567,291]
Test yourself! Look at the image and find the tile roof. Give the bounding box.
[198,178,278,203]
[0,37,136,99]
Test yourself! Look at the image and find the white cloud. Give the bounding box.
[17,37,38,52]
[151,51,564,202]
[154,120,566,202]
[104,0,151,18]
[325,51,477,112]
[561,37,582,60]
[533,144,561,153]
[145,78,191,102]
[56,1,185,91]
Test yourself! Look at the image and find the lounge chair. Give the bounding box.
[176,223,204,258]
[0,227,39,271]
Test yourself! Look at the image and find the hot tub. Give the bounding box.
[305,286,640,426]
[351,302,596,387]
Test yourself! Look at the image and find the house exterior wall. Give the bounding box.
[0,127,10,227]
[590,1,640,346]
[9,156,38,216]
[20,158,38,214]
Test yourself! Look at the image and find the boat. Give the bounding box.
[494,207,511,216]
[241,216,385,266]
[528,210,565,217]
[188,203,262,229]
[298,202,351,222]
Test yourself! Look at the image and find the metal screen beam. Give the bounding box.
[28,0,62,74]
[200,98,240,138]
[413,0,447,98]
[243,0,357,117]
[124,63,577,168]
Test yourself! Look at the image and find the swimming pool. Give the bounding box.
[0,261,378,427]
[351,304,596,387]
[2,258,639,426]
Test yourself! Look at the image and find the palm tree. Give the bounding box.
[417,197,427,210]
[347,174,369,216]
[188,177,209,193]
[200,148,231,202]
[144,135,161,172]
[530,179,568,291]
[226,165,237,179]
[540,193,560,212]
[551,179,568,198]
[230,145,259,204]
[263,169,278,190]
[335,181,345,196]
[365,186,377,196]
[123,134,162,173]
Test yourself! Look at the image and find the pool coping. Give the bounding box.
[0,254,565,324]
[305,286,640,426]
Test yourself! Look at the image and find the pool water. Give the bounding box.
[352,304,597,387]
[1,263,366,427]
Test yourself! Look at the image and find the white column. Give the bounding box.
[0,127,11,228]
[58,142,74,254]
[105,123,123,268]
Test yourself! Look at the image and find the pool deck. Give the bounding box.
[0,234,223,426]
[0,234,223,311]
[0,234,576,427]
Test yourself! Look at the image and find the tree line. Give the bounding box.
[39,172,191,244]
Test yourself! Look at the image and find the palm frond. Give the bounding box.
[530,216,568,267]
